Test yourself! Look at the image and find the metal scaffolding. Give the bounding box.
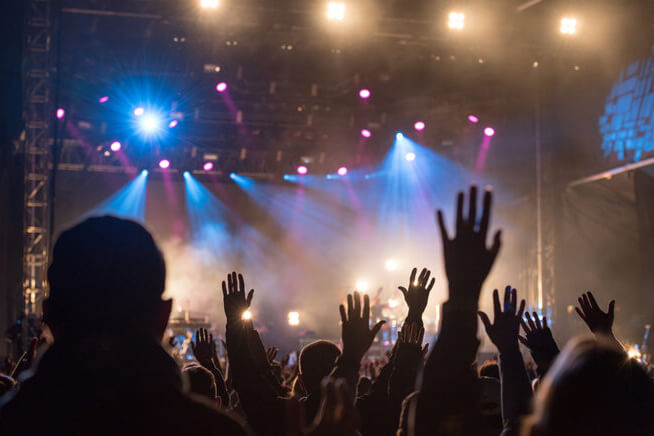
[22,0,53,317]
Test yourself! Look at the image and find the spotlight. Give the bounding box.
[242,310,252,320]
[216,82,228,93]
[560,17,577,35]
[327,2,346,21]
[168,120,179,128]
[448,12,464,30]
[297,165,308,175]
[229,173,237,180]
[337,166,348,176]
[201,0,219,8]
[140,114,161,134]
[183,171,190,177]
[359,88,371,99]
[98,96,109,103]
[484,127,495,137]
[355,280,369,293]
[414,121,425,131]
[110,141,122,152]
[133,107,145,117]
[203,161,214,171]
[141,169,149,176]
[405,152,416,162]
[288,311,300,326]
[396,132,404,140]
[158,159,170,169]
[468,115,479,123]
[384,258,398,271]
[361,129,371,138]
[56,108,65,119]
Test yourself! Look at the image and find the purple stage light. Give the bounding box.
[134,107,145,116]
[484,127,495,137]
[468,114,479,123]
[414,121,425,131]
[99,96,109,103]
[337,166,348,176]
[216,82,228,93]
[110,141,122,152]
[361,129,371,138]
[359,89,371,99]
[56,108,65,119]
[297,165,308,175]
[168,119,178,128]
[203,161,214,171]
[159,159,170,169]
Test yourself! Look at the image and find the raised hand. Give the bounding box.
[191,327,215,369]
[478,286,526,352]
[519,312,559,376]
[222,272,254,323]
[266,346,279,363]
[339,291,385,364]
[399,268,435,319]
[437,186,501,306]
[575,291,615,337]
[398,322,425,346]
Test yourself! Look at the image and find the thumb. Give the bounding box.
[477,311,492,333]
[370,320,386,339]
[246,289,254,307]
[398,287,408,298]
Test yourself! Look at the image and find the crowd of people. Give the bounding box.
[0,185,652,435]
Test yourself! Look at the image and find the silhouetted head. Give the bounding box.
[44,216,171,342]
[356,376,372,397]
[478,360,500,380]
[183,364,217,402]
[298,340,341,395]
[525,336,654,436]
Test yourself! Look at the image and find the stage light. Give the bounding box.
[468,115,479,123]
[359,88,371,99]
[140,114,162,134]
[183,171,190,177]
[168,120,178,128]
[384,258,398,271]
[327,2,346,21]
[141,170,148,176]
[396,132,404,140]
[414,121,425,131]
[337,166,348,176]
[361,129,371,138]
[110,141,122,152]
[628,345,642,360]
[288,311,300,326]
[297,165,308,175]
[229,173,237,180]
[98,96,109,103]
[133,107,145,116]
[484,127,495,137]
[560,17,577,35]
[201,0,219,8]
[388,298,399,308]
[203,161,214,171]
[405,152,416,162]
[242,310,252,320]
[56,108,65,119]
[448,12,464,30]
[216,82,228,93]
[158,159,170,169]
[355,280,369,292]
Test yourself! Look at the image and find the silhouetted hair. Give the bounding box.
[478,360,500,380]
[183,364,217,401]
[299,340,341,394]
[525,336,654,436]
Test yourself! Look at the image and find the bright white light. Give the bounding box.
[448,12,464,30]
[355,280,369,292]
[201,0,219,8]
[288,311,300,326]
[388,298,399,308]
[242,310,252,320]
[560,17,577,35]
[405,152,416,162]
[140,114,161,133]
[628,345,641,360]
[327,2,346,21]
[396,132,404,140]
[133,107,145,117]
[384,258,398,271]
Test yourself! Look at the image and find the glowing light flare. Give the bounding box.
[468,115,479,123]
[384,258,398,271]
[361,129,371,138]
[396,132,404,140]
[242,310,252,320]
[168,120,179,128]
[56,108,65,119]
[98,96,109,103]
[414,121,425,131]
[355,280,369,293]
[203,161,214,171]
[201,0,219,8]
[484,127,495,137]
[288,311,300,326]
[405,152,416,162]
[359,88,371,99]
[560,17,577,35]
[297,165,308,175]
[628,345,642,360]
[140,114,162,134]
[337,166,348,176]
[327,2,346,21]
[158,159,170,169]
[110,141,122,152]
[388,298,399,308]
[216,82,228,93]
[133,107,145,116]
[448,12,464,30]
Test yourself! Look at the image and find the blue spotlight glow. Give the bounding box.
[230,173,255,188]
[139,113,162,135]
[183,171,190,177]
[229,173,237,180]
[88,171,148,222]
[396,132,404,140]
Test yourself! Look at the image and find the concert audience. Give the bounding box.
[0,186,652,436]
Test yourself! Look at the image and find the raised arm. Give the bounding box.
[399,268,435,328]
[191,327,230,408]
[574,291,622,349]
[519,312,560,378]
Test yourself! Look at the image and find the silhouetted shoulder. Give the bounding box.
[177,392,252,436]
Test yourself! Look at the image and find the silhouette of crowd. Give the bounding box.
[1,186,652,435]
